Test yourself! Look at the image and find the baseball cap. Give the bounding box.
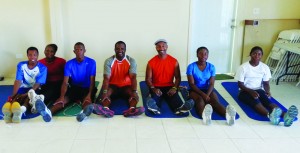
[154,39,168,45]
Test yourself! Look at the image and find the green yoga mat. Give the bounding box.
[215,74,234,80]
[54,81,100,117]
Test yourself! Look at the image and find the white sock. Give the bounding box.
[21,106,27,113]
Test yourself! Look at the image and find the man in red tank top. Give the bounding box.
[145,39,194,115]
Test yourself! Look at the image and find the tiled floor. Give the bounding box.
[1,77,300,153]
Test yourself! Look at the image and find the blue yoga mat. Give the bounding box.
[180,81,240,120]
[96,88,131,115]
[105,99,129,115]
[221,82,297,121]
[0,85,39,120]
[139,81,189,118]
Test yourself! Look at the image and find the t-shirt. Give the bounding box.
[39,57,66,82]
[148,54,177,87]
[235,61,271,90]
[64,56,96,88]
[186,62,215,89]
[104,55,136,87]
[15,61,47,88]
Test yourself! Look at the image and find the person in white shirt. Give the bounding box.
[235,46,298,127]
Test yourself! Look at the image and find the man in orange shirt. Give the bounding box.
[145,39,194,115]
[94,41,144,117]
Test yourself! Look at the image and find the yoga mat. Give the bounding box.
[221,82,297,121]
[0,85,39,120]
[215,74,234,80]
[54,81,101,116]
[179,81,240,120]
[140,81,189,118]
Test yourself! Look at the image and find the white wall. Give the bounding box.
[0,0,190,79]
[1,0,300,79]
[0,0,50,77]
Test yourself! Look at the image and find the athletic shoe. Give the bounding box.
[177,99,194,113]
[28,89,44,114]
[269,107,282,125]
[202,104,213,125]
[35,99,52,122]
[11,102,22,123]
[93,104,114,118]
[226,105,236,126]
[284,105,298,127]
[76,104,94,122]
[146,97,161,114]
[123,107,145,117]
[2,102,12,123]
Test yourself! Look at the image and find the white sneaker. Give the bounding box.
[202,104,213,125]
[28,89,44,114]
[226,105,236,126]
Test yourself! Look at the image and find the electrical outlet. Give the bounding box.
[253,8,260,15]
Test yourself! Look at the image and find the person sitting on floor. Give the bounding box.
[187,46,236,125]
[145,39,194,115]
[235,46,298,127]
[94,41,145,118]
[2,47,51,123]
[52,42,97,122]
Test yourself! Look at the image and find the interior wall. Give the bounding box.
[0,0,50,77]
[242,19,300,63]
[2,0,300,78]
[60,0,190,77]
[232,0,300,73]
[0,0,190,78]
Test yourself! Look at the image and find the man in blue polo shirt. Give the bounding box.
[51,42,97,122]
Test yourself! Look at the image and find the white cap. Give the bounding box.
[154,39,167,45]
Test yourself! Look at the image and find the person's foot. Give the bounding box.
[35,99,52,122]
[76,104,94,122]
[269,107,282,125]
[28,89,44,114]
[176,99,194,114]
[123,107,145,117]
[2,102,12,123]
[226,105,236,126]
[93,104,114,118]
[284,105,298,127]
[202,104,213,125]
[146,97,161,115]
[11,102,22,123]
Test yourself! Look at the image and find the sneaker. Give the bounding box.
[123,107,145,117]
[76,104,94,122]
[202,104,213,125]
[93,104,114,118]
[177,99,194,113]
[226,105,236,126]
[11,102,22,123]
[284,105,298,127]
[35,99,52,122]
[2,102,12,123]
[269,107,282,125]
[146,97,161,114]
[28,89,44,114]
